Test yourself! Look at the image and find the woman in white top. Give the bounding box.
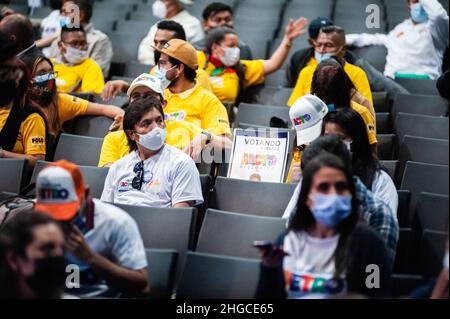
[322,108,398,215]
[255,153,391,299]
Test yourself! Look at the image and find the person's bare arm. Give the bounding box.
[101,80,130,101]
[173,201,195,208]
[66,226,149,296]
[184,133,232,160]
[0,150,44,168]
[85,102,124,119]
[263,17,308,75]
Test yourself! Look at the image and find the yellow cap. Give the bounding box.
[153,39,198,70]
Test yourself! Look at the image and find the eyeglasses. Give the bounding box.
[132,161,144,190]
[62,41,88,50]
[317,181,349,193]
[130,92,162,102]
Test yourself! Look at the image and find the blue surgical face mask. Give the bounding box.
[315,51,334,64]
[327,103,335,112]
[154,65,176,89]
[59,16,71,28]
[410,3,428,23]
[310,194,352,227]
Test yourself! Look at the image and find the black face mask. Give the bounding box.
[25,256,67,299]
[31,79,56,106]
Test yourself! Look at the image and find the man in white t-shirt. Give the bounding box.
[101,95,204,208]
[346,0,448,80]
[35,160,149,297]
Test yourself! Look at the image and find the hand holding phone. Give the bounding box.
[253,240,274,251]
[253,240,288,268]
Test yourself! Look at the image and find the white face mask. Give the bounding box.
[152,0,168,19]
[154,65,176,89]
[220,46,240,66]
[314,46,343,64]
[137,126,167,151]
[314,51,334,64]
[63,46,88,65]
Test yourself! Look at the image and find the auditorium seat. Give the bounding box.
[196,209,285,258]
[0,159,28,194]
[53,134,103,166]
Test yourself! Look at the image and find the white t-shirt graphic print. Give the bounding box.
[283,231,347,299]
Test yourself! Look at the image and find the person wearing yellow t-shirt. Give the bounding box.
[288,26,373,108]
[0,58,46,167]
[100,20,212,101]
[22,54,124,139]
[52,26,104,94]
[153,39,234,160]
[307,59,377,146]
[198,18,309,105]
[98,73,222,167]
[285,61,379,183]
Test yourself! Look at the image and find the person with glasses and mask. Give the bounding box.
[35,160,149,298]
[101,96,204,208]
[45,0,113,78]
[52,26,104,94]
[255,152,391,299]
[21,53,124,142]
[288,26,373,109]
[0,211,66,299]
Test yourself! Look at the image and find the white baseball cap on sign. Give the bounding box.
[289,94,329,146]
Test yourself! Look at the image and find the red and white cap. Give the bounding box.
[35,160,85,221]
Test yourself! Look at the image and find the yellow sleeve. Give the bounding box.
[166,120,204,149]
[197,50,207,69]
[21,113,46,156]
[57,93,90,125]
[242,60,265,88]
[201,94,231,136]
[351,66,373,107]
[80,59,105,94]
[98,131,130,167]
[287,67,309,106]
[351,104,378,145]
[196,69,213,92]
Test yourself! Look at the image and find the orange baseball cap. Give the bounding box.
[35,160,86,221]
[153,39,198,70]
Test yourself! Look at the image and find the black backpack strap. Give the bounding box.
[19,183,36,197]
[0,105,41,151]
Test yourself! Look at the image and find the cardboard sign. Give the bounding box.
[227,128,289,183]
